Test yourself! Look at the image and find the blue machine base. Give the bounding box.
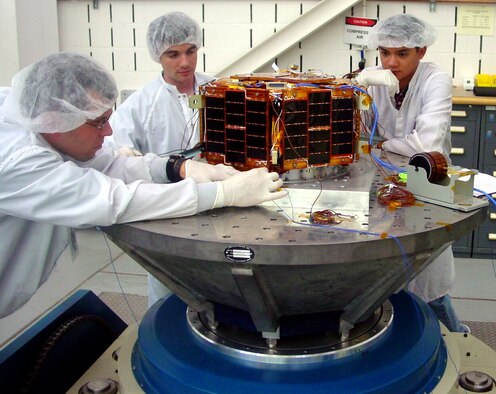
[132,291,446,394]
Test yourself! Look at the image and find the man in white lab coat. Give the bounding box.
[0,52,286,319]
[357,14,466,332]
[105,12,215,306]
[106,11,211,156]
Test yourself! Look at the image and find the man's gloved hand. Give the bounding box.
[214,167,287,208]
[185,160,239,183]
[355,69,400,97]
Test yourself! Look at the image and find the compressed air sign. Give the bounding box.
[343,16,377,46]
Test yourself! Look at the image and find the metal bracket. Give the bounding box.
[231,267,280,333]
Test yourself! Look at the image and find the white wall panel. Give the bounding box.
[53,0,496,99]
[112,25,134,48]
[204,25,252,49]
[135,2,199,22]
[456,34,483,55]
[57,4,86,52]
[306,49,352,76]
[204,2,251,24]
[433,27,456,55]
[89,4,112,24]
[110,2,134,22]
[423,4,456,28]
[112,48,135,72]
[252,25,280,48]
[455,54,482,79]
[0,0,20,84]
[133,25,149,49]
[423,53,453,76]
[113,70,155,90]
[88,47,114,70]
[480,54,496,75]
[58,18,90,48]
[375,1,405,19]
[252,2,278,24]
[135,48,157,72]
[302,21,348,51]
[405,2,436,22]
[276,44,303,68]
[482,34,496,53]
[90,25,112,48]
[205,49,249,74]
[275,1,314,23]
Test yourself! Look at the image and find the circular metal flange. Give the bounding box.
[131,292,447,394]
[187,299,393,365]
[458,371,495,392]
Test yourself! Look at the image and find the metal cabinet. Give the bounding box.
[450,105,481,169]
[450,104,481,255]
[480,109,496,174]
[473,107,496,257]
[450,104,496,257]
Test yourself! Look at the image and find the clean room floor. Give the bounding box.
[1,228,495,350]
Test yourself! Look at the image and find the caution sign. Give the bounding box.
[343,16,377,46]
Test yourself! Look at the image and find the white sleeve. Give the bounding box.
[407,73,452,154]
[0,146,216,227]
[382,130,425,158]
[78,148,169,184]
[383,72,452,158]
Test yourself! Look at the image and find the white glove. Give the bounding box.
[355,69,400,97]
[116,147,142,157]
[214,167,287,208]
[185,160,239,183]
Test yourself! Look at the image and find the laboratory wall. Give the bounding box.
[0,0,59,86]
[2,1,496,101]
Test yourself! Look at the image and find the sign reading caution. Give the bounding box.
[344,16,377,46]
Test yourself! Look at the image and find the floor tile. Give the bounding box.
[451,298,496,322]
[453,257,496,300]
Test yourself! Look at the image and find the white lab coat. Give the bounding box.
[106,72,213,305]
[368,62,453,160]
[106,72,213,155]
[367,62,455,302]
[0,89,217,318]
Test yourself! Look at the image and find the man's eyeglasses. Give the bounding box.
[86,109,113,130]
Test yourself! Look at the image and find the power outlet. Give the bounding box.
[463,77,474,91]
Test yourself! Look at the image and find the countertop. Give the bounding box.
[453,87,496,106]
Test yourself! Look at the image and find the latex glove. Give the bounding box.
[214,167,287,208]
[355,69,400,97]
[116,147,142,157]
[185,160,239,183]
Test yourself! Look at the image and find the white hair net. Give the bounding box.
[147,12,202,63]
[0,52,117,134]
[367,14,437,49]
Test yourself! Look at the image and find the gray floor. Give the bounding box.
[1,228,495,350]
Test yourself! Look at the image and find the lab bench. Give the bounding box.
[451,88,496,257]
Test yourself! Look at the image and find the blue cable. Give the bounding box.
[295,83,320,87]
[351,85,494,205]
[474,187,496,209]
[363,90,406,174]
[332,84,406,174]
[274,194,414,285]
